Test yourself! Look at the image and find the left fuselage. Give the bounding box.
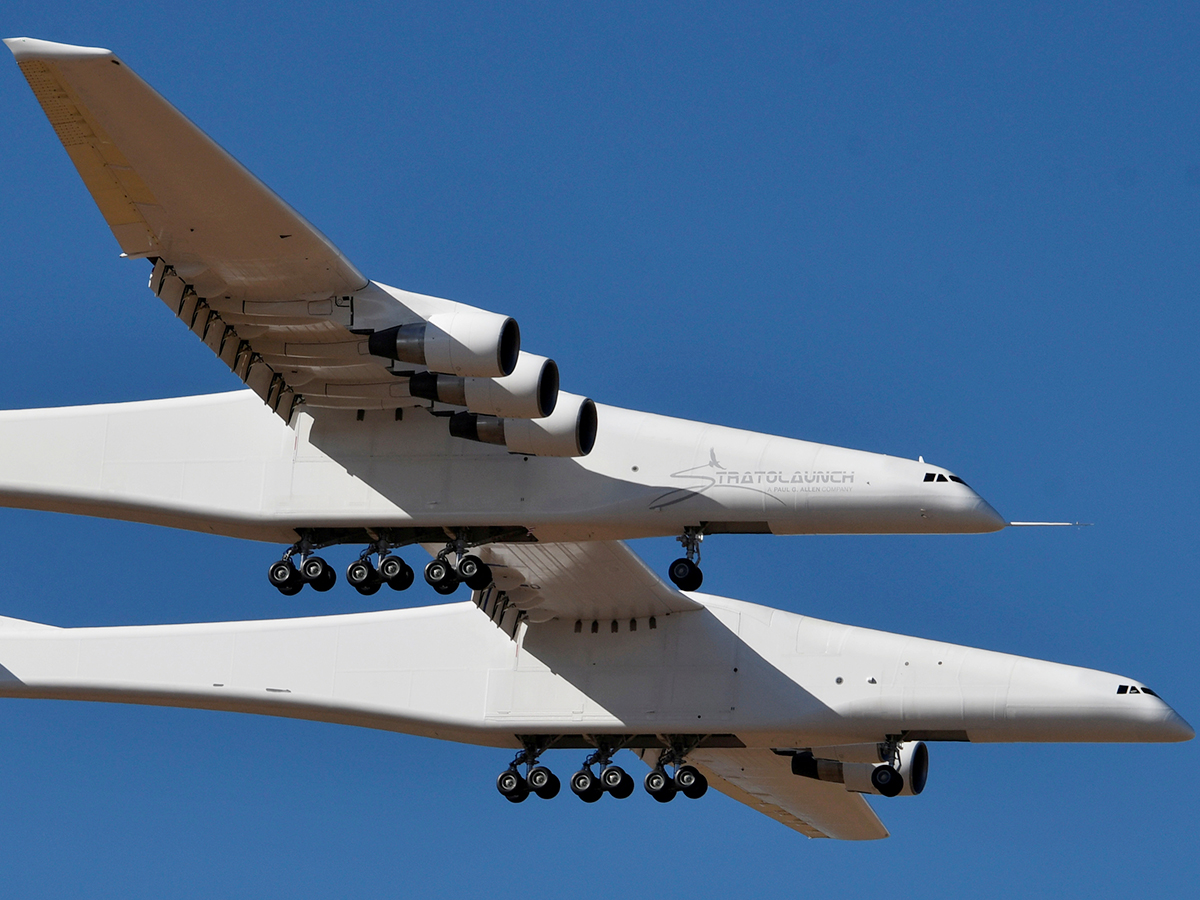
[0,390,1006,545]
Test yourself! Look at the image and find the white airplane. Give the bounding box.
[0,37,1013,600]
[0,38,1189,840]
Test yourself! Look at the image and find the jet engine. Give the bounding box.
[409,352,559,419]
[449,392,597,457]
[368,309,520,378]
[790,741,928,798]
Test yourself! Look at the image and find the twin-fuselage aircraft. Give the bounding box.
[0,37,1188,840]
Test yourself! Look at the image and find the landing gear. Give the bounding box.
[643,739,708,802]
[570,768,603,803]
[870,765,903,797]
[269,548,336,595]
[527,765,560,799]
[378,555,415,591]
[268,559,302,594]
[348,549,415,596]
[644,768,677,803]
[601,765,635,799]
[424,558,460,594]
[674,764,709,799]
[426,538,495,596]
[497,769,529,803]
[496,738,559,803]
[668,527,704,591]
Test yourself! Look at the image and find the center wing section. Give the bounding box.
[687,748,889,840]
[470,540,703,624]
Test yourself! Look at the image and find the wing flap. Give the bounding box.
[688,748,889,840]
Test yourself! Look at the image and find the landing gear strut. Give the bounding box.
[668,527,704,591]
[570,740,634,802]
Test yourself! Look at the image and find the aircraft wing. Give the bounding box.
[473,540,703,623]
[687,748,889,840]
[6,38,534,424]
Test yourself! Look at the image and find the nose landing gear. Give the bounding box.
[668,527,705,591]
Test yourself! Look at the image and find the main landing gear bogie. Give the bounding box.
[424,553,494,595]
[267,556,335,594]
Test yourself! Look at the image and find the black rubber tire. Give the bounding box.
[571,769,602,802]
[668,558,703,591]
[605,767,635,800]
[528,767,560,799]
[455,555,493,591]
[871,764,904,798]
[644,769,677,802]
[497,769,527,800]
[354,580,381,596]
[311,566,337,592]
[464,563,494,591]
[432,578,460,595]
[277,579,303,596]
[505,786,529,803]
[300,556,329,583]
[676,766,708,799]
[387,562,415,591]
[346,559,378,588]
[378,555,404,582]
[268,559,297,588]
[424,558,453,587]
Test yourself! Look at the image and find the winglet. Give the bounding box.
[4,37,114,62]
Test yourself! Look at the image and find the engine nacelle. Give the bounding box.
[448,392,598,457]
[409,352,559,419]
[368,309,519,378]
[791,741,928,797]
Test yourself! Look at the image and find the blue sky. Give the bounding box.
[1,2,1197,896]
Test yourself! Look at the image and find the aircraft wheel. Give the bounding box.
[675,765,708,799]
[497,769,528,803]
[346,559,379,589]
[528,766,560,800]
[425,558,454,587]
[668,558,703,592]
[300,555,330,583]
[457,555,493,590]
[602,765,634,799]
[355,580,381,595]
[268,559,298,589]
[432,578,460,595]
[571,769,603,802]
[388,562,415,591]
[310,565,337,592]
[277,579,303,596]
[644,768,678,803]
[871,764,903,797]
[379,555,413,590]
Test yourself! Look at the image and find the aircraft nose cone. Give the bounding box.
[972,496,1007,532]
[1162,709,1195,742]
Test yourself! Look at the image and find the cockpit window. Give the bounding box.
[1141,687,1159,697]
[924,472,971,487]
